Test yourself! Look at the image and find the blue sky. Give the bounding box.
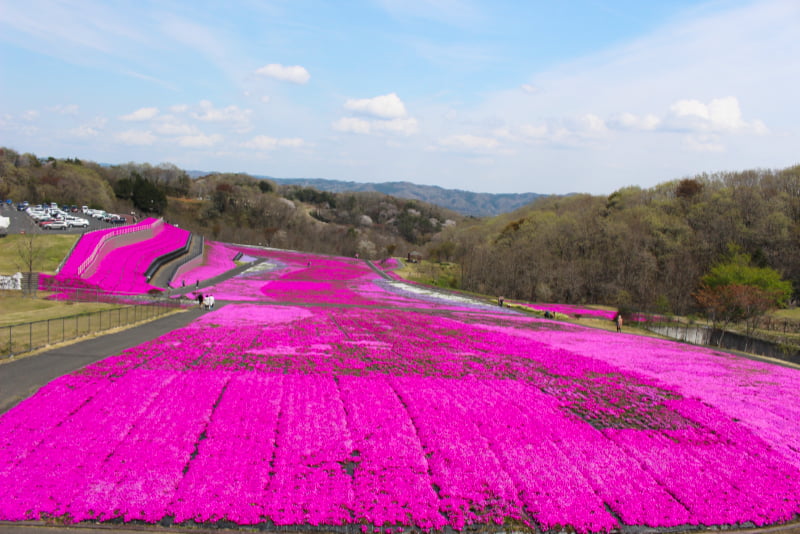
[1,0,798,195]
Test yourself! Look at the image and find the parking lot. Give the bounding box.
[0,202,132,236]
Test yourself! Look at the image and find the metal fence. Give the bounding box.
[639,316,800,364]
[1,302,176,359]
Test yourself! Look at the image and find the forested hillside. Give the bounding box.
[0,148,460,259]
[3,146,798,316]
[431,167,800,314]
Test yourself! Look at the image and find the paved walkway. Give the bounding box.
[0,308,205,415]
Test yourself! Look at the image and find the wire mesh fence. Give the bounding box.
[1,301,177,359]
[637,315,800,364]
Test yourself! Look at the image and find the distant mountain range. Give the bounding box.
[188,171,545,217]
[271,178,547,217]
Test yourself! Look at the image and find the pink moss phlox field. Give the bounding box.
[201,247,505,313]
[171,241,238,287]
[7,244,800,531]
[2,297,800,532]
[41,219,190,295]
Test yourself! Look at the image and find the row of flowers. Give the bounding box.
[171,241,238,288]
[2,302,798,530]
[42,219,189,295]
[187,246,510,313]
[11,235,800,531]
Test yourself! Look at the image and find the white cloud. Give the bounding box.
[685,134,725,153]
[170,104,189,113]
[437,134,500,152]
[344,93,407,119]
[378,117,419,135]
[260,95,271,104]
[120,107,159,121]
[50,104,79,115]
[192,101,252,132]
[115,130,156,145]
[69,125,100,137]
[154,118,197,136]
[521,84,539,94]
[22,110,39,121]
[333,115,419,136]
[242,135,306,150]
[609,112,661,131]
[69,117,107,138]
[255,63,311,84]
[333,117,373,134]
[519,124,548,139]
[663,96,767,135]
[178,133,223,148]
[277,138,305,148]
[509,115,607,147]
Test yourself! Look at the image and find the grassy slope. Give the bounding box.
[0,294,120,327]
[0,234,78,275]
[0,234,117,327]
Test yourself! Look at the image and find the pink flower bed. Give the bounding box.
[202,247,503,313]
[56,218,163,279]
[1,301,799,531]
[171,241,238,287]
[80,223,189,294]
[41,219,189,295]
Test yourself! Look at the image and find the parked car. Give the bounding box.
[42,220,68,230]
[67,218,89,228]
[109,215,127,224]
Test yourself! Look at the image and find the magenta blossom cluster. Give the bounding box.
[171,241,238,287]
[41,219,189,295]
[1,301,799,532]
[201,247,506,313]
[10,238,800,532]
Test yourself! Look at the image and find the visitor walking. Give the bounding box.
[615,313,623,333]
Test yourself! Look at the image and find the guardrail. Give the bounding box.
[1,301,177,359]
[145,232,193,281]
[77,218,163,278]
[639,315,800,365]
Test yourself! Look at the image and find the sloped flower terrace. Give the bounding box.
[2,236,799,533]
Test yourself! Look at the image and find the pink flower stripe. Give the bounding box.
[200,247,506,312]
[2,302,799,531]
[171,241,238,287]
[45,221,190,295]
[56,218,163,279]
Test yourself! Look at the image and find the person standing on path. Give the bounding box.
[615,313,623,333]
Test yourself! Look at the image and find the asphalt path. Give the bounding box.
[0,307,205,415]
